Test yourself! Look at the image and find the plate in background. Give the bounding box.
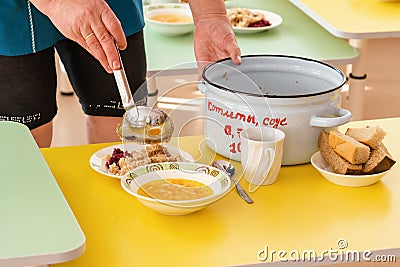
[228,8,283,34]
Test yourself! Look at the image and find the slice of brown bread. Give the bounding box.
[328,130,370,164]
[363,142,396,174]
[318,131,363,175]
[345,126,386,149]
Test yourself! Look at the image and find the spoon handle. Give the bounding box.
[212,160,254,204]
[231,177,254,204]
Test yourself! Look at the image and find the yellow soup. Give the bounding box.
[138,178,213,201]
[149,14,193,23]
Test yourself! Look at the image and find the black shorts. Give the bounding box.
[0,31,148,130]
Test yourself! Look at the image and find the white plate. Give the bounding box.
[89,143,194,179]
[228,8,283,34]
[311,152,394,187]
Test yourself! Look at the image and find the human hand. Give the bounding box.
[31,0,126,73]
[193,14,241,79]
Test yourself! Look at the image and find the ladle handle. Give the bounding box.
[113,43,136,110]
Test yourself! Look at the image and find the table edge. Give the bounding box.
[289,0,400,39]
[0,241,86,267]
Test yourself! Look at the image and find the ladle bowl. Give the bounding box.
[113,42,174,144]
[117,106,174,144]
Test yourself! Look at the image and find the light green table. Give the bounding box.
[143,0,360,104]
[0,122,85,267]
[144,0,360,74]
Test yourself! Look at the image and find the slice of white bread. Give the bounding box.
[328,130,370,164]
[363,142,396,174]
[345,126,386,149]
[318,131,363,175]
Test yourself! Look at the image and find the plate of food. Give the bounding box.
[90,143,194,179]
[227,7,283,34]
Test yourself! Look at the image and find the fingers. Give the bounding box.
[102,9,126,50]
[81,9,126,73]
[99,9,127,70]
[227,42,242,65]
[194,33,241,80]
[35,0,126,73]
[84,32,95,40]
[80,29,112,73]
[222,32,242,65]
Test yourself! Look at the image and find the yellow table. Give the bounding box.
[289,0,400,121]
[46,118,400,267]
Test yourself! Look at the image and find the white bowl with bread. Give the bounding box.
[312,126,396,187]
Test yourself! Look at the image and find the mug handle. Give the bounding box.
[261,148,275,181]
[309,107,352,127]
[249,148,275,192]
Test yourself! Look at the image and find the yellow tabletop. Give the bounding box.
[290,0,400,38]
[46,118,400,267]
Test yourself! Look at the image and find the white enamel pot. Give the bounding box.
[199,55,351,165]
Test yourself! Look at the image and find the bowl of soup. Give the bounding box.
[144,3,194,36]
[121,162,232,215]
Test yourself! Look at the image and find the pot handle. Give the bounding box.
[197,80,207,94]
[309,107,352,127]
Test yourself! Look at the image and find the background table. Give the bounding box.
[145,0,359,71]
[44,117,400,267]
[0,122,85,267]
[57,0,360,100]
[57,0,360,102]
[289,0,400,120]
[144,0,360,103]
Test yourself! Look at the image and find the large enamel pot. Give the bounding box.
[199,55,351,165]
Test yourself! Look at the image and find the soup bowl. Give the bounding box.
[144,3,194,36]
[121,162,232,215]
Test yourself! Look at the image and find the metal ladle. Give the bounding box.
[113,45,174,144]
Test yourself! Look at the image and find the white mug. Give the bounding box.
[240,127,285,192]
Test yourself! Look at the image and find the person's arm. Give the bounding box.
[187,0,242,77]
[30,0,126,73]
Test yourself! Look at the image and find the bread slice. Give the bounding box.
[345,126,386,149]
[363,142,396,174]
[318,131,363,175]
[328,130,370,164]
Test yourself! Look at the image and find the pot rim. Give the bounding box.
[202,55,346,98]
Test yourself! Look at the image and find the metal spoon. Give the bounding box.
[113,44,173,144]
[212,160,254,204]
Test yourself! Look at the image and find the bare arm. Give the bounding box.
[187,0,242,77]
[30,0,126,73]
